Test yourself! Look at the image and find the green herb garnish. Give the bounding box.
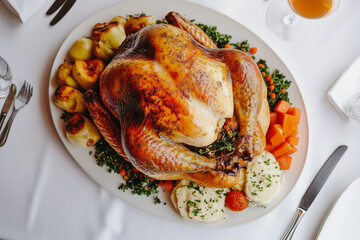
[195,23,232,48]
[187,131,238,158]
[94,139,161,203]
[257,59,291,111]
[128,12,146,17]
[231,40,250,52]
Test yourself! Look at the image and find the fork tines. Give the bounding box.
[17,81,33,103]
[23,81,33,104]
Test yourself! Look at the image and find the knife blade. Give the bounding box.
[50,0,76,26]
[0,84,16,130]
[281,145,348,240]
[46,0,66,15]
[299,145,348,210]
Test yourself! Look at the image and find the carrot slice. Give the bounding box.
[270,112,278,125]
[274,100,291,113]
[271,141,292,158]
[286,136,299,146]
[277,155,292,170]
[266,124,285,147]
[287,107,301,124]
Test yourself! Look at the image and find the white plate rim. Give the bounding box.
[48,0,309,228]
[316,177,360,240]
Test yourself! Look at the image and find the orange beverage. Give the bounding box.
[289,0,333,19]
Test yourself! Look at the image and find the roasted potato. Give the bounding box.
[91,16,127,61]
[69,38,94,61]
[57,62,81,89]
[124,15,156,35]
[71,59,105,90]
[65,113,101,147]
[53,85,87,113]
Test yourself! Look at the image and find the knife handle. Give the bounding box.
[0,108,18,147]
[280,207,306,240]
[0,112,6,130]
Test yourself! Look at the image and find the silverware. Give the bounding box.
[46,0,77,26]
[0,81,33,147]
[281,145,348,240]
[46,0,66,15]
[0,84,16,130]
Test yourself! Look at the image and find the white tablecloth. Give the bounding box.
[1,0,360,239]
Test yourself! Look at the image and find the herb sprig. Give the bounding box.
[94,139,162,203]
[187,131,238,158]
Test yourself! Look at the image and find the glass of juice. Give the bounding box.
[266,0,340,40]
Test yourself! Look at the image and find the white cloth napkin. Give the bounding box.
[327,56,360,121]
[2,0,48,23]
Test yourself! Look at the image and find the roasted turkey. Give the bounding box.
[84,12,269,188]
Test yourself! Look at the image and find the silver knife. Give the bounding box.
[281,145,348,240]
[0,84,16,130]
[49,0,76,26]
[46,0,66,16]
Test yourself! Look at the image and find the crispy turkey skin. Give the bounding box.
[84,15,269,188]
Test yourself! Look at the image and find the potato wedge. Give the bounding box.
[53,85,86,113]
[57,62,81,89]
[125,15,156,35]
[91,16,127,61]
[71,59,105,90]
[69,38,94,61]
[65,113,101,147]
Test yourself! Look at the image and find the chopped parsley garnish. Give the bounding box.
[216,189,224,195]
[257,59,291,111]
[231,40,250,52]
[154,196,161,205]
[128,12,146,17]
[94,139,162,203]
[195,22,232,48]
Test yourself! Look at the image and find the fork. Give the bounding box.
[0,81,33,146]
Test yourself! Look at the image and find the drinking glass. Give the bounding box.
[266,0,340,41]
[0,56,12,98]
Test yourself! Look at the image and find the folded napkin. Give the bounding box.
[2,0,48,23]
[327,56,360,121]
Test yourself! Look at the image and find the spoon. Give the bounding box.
[0,56,13,99]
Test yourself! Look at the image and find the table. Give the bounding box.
[0,0,359,239]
